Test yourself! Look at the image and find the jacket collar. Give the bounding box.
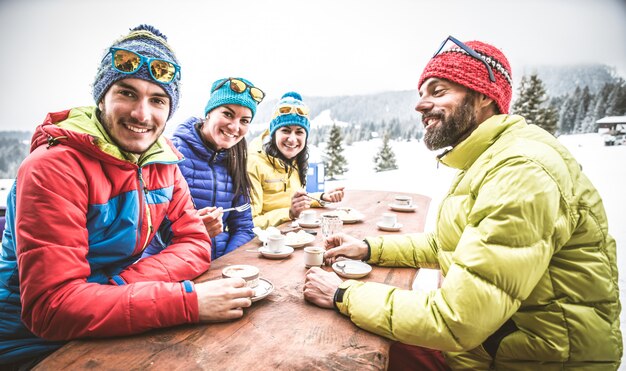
[33,106,181,167]
[438,114,525,170]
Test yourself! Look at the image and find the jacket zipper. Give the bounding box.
[208,151,218,257]
[137,168,153,252]
[285,166,293,192]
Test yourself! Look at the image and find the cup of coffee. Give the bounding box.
[267,234,286,253]
[300,209,317,224]
[381,212,397,227]
[394,195,412,206]
[304,246,325,268]
[222,265,260,288]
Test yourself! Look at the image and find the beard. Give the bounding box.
[423,93,479,151]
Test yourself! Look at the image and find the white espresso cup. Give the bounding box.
[300,209,317,224]
[381,212,397,227]
[394,195,412,206]
[267,234,286,253]
[304,246,325,268]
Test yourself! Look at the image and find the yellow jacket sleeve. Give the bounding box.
[338,159,560,352]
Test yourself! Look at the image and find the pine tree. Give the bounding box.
[606,78,626,116]
[559,87,579,134]
[573,86,592,133]
[373,132,398,172]
[512,73,559,135]
[322,123,348,180]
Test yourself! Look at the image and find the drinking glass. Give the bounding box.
[321,214,343,238]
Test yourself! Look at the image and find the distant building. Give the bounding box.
[596,116,626,132]
[597,116,626,146]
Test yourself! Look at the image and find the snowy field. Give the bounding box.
[321,133,626,362]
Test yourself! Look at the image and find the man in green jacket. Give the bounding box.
[303,36,622,370]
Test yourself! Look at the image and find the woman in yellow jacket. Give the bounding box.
[247,92,344,229]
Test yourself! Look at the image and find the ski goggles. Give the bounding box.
[272,104,310,119]
[433,35,496,83]
[107,47,181,84]
[212,78,265,103]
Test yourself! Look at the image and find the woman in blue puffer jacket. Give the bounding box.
[147,77,264,259]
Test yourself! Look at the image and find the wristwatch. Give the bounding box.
[333,280,354,313]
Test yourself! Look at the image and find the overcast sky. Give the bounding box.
[1,0,625,132]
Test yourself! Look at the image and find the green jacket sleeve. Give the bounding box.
[365,232,440,268]
[338,158,561,352]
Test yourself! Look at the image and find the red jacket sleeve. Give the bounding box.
[16,147,201,340]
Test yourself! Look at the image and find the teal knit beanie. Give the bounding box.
[204,77,260,118]
[269,92,310,137]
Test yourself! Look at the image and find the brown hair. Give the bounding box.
[263,133,309,186]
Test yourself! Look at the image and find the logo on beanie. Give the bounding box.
[92,24,181,119]
[269,92,311,137]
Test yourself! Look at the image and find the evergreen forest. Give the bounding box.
[1,64,625,179]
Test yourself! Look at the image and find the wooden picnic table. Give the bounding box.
[36,190,431,370]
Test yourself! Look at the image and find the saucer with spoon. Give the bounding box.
[332,260,372,279]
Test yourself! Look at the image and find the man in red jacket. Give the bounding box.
[0,25,254,369]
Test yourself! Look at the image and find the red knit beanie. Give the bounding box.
[418,40,513,114]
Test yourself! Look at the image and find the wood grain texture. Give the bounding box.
[36,190,431,370]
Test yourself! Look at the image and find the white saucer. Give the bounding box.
[389,203,417,212]
[258,245,294,259]
[284,232,316,248]
[297,219,321,228]
[339,213,364,224]
[327,208,364,224]
[332,260,372,279]
[251,278,274,302]
[376,221,403,232]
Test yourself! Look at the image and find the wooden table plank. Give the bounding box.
[35,190,430,370]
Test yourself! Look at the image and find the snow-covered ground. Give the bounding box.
[322,133,626,362]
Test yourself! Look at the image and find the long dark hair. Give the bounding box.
[263,133,309,186]
[227,138,251,202]
[196,121,251,202]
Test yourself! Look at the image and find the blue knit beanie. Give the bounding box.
[92,24,181,119]
[269,92,310,137]
[204,77,259,118]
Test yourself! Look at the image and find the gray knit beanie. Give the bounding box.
[92,24,181,118]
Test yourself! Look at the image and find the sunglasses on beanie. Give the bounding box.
[212,78,265,103]
[272,104,310,119]
[433,36,497,83]
[107,47,181,84]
